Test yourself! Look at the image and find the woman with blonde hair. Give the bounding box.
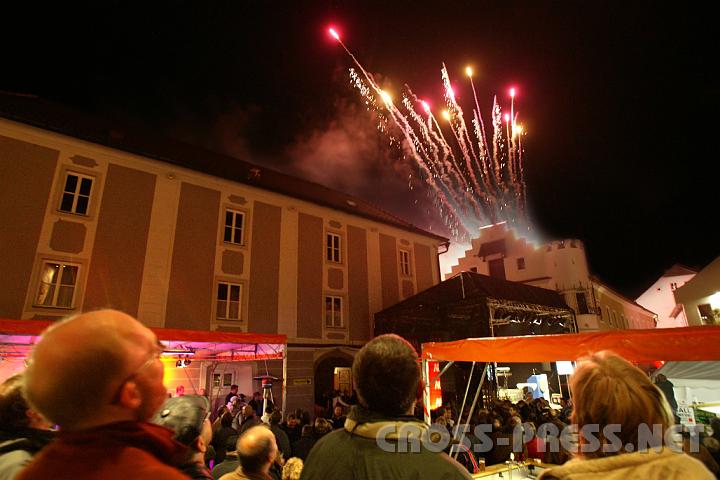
[281,457,303,480]
[539,351,713,479]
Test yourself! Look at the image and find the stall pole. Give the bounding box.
[281,348,288,416]
[422,359,430,425]
[453,363,489,460]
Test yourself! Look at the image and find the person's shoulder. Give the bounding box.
[218,471,241,480]
[659,452,715,478]
[412,449,473,479]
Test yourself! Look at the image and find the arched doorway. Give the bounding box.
[314,352,353,417]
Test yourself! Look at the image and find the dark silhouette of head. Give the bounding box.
[352,334,420,416]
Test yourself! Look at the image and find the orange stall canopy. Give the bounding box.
[422,326,720,363]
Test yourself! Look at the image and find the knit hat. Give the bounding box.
[151,394,211,445]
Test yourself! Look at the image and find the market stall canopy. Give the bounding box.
[0,318,286,361]
[422,325,720,363]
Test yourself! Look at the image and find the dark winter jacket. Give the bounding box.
[300,405,472,479]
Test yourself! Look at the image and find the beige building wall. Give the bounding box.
[636,272,695,328]
[447,223,656,332]
[674,257,720,326]
[0,118,444,416]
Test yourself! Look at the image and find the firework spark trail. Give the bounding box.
[440,66,487,205]
[404,90,487,222]
[351,69,473,238]
[329,27,527,240]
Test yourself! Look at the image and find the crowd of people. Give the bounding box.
[0,309,717,479]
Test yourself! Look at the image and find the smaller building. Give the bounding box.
[448,223,657,331]
[636,264,697,328]
[674,256,720,326]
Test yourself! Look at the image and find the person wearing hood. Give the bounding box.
[300,334,471,479]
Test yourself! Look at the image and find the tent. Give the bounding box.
[655,361,720,414]
[421,325,720,363]
[420,326,720,425]
[0,318,288,412]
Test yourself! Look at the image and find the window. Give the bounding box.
[217,282,242,321]
[59,172,93,215]
[576,292,589,314]
[469,267,478,273]
[326,233,341,263]
[517,257,526,270]
[325,295,343,328]
[399,249,411,276]
[212,374,233,388]
[223,209,245,245]
[698,304,717,325]
[35,261,79,308]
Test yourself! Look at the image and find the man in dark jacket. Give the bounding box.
[300,334,471,479]
[268,411,291,462]
[290,425,316,461]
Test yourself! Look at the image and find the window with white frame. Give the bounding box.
[399,249,411,276]
[59,172,94,215]
[325,295,343,328]
[326,233,341,263]
[217,282,242,321]
[35,261,80,308]
[223,209,245,245]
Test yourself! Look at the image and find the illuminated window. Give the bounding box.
[698,304,717,325]
[326,233,341,263]
[223,209,245,245]
[325,295,343,328]
[59,172,93,215]
[217,282,242,321]
[35,261,79,308]
[399,249,411,276]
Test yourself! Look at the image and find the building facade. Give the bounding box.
[0,95,446,414]
[674,256,720,326]
[635,264,696,328]
[447,223,656,331]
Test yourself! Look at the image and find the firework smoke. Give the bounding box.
[329,28,529,242]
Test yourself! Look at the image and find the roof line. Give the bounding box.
[589,274,658,316]
[0,93,448,242]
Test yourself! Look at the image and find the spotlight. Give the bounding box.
[182,358,192,367]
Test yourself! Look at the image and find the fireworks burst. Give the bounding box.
[329,27,530,242]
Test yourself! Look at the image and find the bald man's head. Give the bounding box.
[24,310,166,429]
[236,425,277,474]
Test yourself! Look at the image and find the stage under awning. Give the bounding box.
[0,318,286,361]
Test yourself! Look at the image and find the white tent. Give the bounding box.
[655,361,720,408]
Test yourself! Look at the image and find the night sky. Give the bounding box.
[3,1,717,298]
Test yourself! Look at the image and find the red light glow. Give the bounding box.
[328,27,340,41]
